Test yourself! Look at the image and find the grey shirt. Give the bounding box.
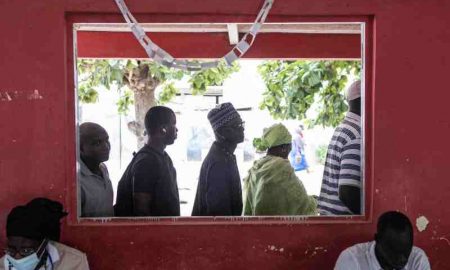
[78,160,114,217]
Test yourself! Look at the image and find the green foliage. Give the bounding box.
[77,59,131,104]
[189,61,240,94]
[252,137,269,152]
[258,60,361,127]
[77,59,240,112]
[315,144,328,165]
[117,89,134,114]
[158,61,240,104]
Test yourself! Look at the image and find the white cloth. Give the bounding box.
[335,241,430,270]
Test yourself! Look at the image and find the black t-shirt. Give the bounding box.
[115,145,180,216]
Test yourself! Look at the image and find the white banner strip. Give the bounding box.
[114,0,274,70]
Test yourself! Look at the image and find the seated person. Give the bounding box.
[78,122,114,217]
[243,123,317,216]
[1,198,90,270]
[335,211,430,270]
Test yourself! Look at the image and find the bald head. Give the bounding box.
[79,122,110,163]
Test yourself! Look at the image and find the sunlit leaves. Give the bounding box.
[258,60,361,127]
[77,59,239,112]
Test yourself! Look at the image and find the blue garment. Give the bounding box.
[289,138,309,171]
[192,142,243,216]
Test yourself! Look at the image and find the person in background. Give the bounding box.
[317,80,362,215]
[1,198,90,270]
[243,123,317,216]
[289,124,311,173]
[115,106,180,216]
[335,211,430,270]
[78,122,114,217]
[192,103,244,216]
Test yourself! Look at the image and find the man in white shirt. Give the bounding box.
[335,211,430,270]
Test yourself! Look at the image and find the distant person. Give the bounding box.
[192,103,244,216]
[115,106,180,216]
[78,122,114,217]
[289,124,311,172]
[243,123,316,216]
[1,198,89,270]
[318,80,362,215]
[335,211,431,270]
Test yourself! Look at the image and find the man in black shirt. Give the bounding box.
[115,106,180,216]
[192,103,244,216]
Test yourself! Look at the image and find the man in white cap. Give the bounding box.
[317,80,362,215]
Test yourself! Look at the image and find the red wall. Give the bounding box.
[76,31,361,59]
[1,1,450,269]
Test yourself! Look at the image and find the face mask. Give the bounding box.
[4,240,46,270]
[5,253,40,270]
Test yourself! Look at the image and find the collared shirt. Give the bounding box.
[78,160,114,217]
[335,241,430,270]
[115,145,180,216]
[1,242,89,270]
[192,142,243,216]
[318,112,361,215]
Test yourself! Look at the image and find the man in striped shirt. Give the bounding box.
[318,80,362,215]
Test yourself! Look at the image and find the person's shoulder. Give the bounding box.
[133,147,160,165]
[338,241,366,253]
[409,246,431,269]
[271,156,292,168]
[0,255,5,270]
[53,242,89,269]
[334,242,371,270]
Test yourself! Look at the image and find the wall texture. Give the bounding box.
[1,0,449,269]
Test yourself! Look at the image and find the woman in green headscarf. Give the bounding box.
[243,123,317,216]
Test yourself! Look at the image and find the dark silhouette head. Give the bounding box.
[208,103,244,145]
[267,143,292,159]
[346,80,361,116]
[6,198,67,260]
[144,106,177,145]
[375,211,414,270]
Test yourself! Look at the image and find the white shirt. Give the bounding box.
[1,242,89,270]
[335,241,430,270]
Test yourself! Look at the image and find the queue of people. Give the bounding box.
[77,81,365,218]
[3,80,431,269]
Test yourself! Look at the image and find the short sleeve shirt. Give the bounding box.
[78,160,114,217]
[318,112,361,215]
[335,241,431,270]
[115,145,180,216]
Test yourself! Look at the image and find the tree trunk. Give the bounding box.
[126,63,159,148]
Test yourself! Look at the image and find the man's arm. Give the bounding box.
[338,139,361,214]
[339,186,361,214]
[133,193,152,216]
[132,157,158,216]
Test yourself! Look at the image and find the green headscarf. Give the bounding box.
[253,123,292,151]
